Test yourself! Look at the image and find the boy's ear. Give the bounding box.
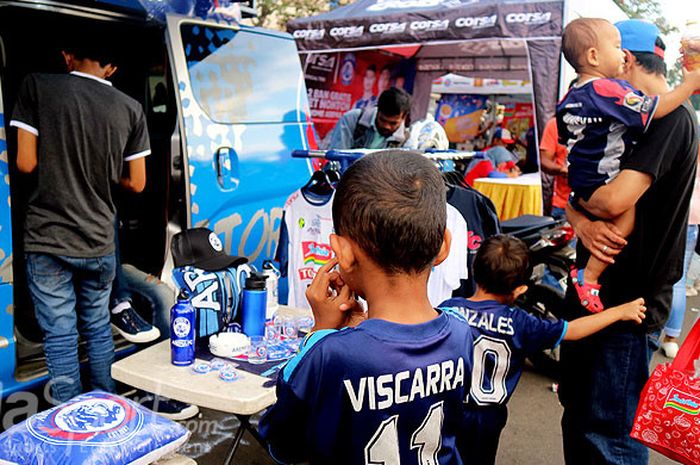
[62,51,75,72]
[330,233,356,270]
[512,285,528,300]
[104,64,118,79]
[433,228,452,267]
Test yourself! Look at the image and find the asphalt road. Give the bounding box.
[178,305,699,464]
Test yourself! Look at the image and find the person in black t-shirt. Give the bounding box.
[10,41,149,403]
[560,21,699,464]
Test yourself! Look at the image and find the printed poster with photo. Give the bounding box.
[435,94,488,143]
[303,49,415,142]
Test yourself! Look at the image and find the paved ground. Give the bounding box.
[178,304,699,464]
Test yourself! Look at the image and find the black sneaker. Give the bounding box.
[139,394,200,421]
[111,301,160,344]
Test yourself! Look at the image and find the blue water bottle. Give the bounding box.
[171,290,196,366]
[241,272,268,337]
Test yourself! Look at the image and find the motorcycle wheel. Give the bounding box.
[517,281,565,379]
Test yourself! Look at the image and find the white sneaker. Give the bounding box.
[686,286,698,297]
[660,341,679,359]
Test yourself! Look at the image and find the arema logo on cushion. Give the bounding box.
[664,388,700,415]
[28,392,142,445]
[302,241,332,266]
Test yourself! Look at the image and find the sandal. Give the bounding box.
[570,268,604,313]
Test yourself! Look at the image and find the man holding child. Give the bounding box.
[560,19,698,465]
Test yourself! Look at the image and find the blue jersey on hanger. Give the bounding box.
[259,309,475,465]
[556,78,658,196]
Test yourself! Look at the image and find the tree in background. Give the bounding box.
[612,0,675,36]
[255,0,350,30]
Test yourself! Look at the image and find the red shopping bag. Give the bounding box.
[631,319,700,465]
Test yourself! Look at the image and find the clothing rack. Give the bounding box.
[292,148,482,161]
[292,148,483,172]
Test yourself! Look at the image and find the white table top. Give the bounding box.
[112,306,310,416]
[474,171,542,186]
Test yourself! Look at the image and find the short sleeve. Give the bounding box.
[513,308,567,354]
[10,75,40,136]
[539,118,559,152]
[123,109,151,161]
[590,79,658,133]
[622,105,694,181]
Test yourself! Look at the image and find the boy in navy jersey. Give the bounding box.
[260,151,476,464]
[557,18,700,312]
[440,235,646,465]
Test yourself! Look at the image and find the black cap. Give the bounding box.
[171,228,248,271]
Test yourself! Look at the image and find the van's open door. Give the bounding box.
[165,15,314,269]
[0,61,17,383]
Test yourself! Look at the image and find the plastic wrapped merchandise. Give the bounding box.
[403,115,450,150]
[681,21,700,72]
[0,391,190,465]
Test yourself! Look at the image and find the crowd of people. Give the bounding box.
[6,11,700,465]
[262,17,700,465]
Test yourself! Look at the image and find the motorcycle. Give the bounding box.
[500,214,576,377]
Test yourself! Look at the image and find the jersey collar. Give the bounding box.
[70,71,113,87]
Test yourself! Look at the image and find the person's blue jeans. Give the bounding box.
[665,224,699,338]
[559,324,655,465]
[25,253,116,403]
[120,264,175,340]
[111,218,174,340]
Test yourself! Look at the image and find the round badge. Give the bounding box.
[219,370,240,382]
[208,232,223,252]
[173,317,191,339]
[192,362,212,374]
[210,359,227,371]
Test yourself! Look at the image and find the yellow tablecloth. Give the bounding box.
[473,173,543,221]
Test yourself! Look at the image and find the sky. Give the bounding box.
[658,0,700,64]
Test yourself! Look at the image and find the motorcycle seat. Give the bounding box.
[500,215,556,235]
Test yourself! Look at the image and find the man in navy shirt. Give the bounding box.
[441,235,646,465]
[260,151,475,464]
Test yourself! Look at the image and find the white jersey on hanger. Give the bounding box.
[283,189,335,309]
[428,203,468,306]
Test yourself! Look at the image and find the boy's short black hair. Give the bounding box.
[377,87,411,117]
[64,31,119,67]
[631,37,668,77]
[474,235,531,295]
[332,150,446,275]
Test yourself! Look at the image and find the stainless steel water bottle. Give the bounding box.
[241,272,268,337]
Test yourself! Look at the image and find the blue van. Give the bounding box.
[0,0,313,400]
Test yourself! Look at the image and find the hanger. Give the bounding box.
[301,169,335,199]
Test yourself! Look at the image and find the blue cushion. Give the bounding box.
[0,391,190,465]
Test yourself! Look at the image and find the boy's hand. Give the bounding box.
[612,298,646,324]
[305,258,365,331]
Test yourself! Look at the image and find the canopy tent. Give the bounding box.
[288,0,564,137]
